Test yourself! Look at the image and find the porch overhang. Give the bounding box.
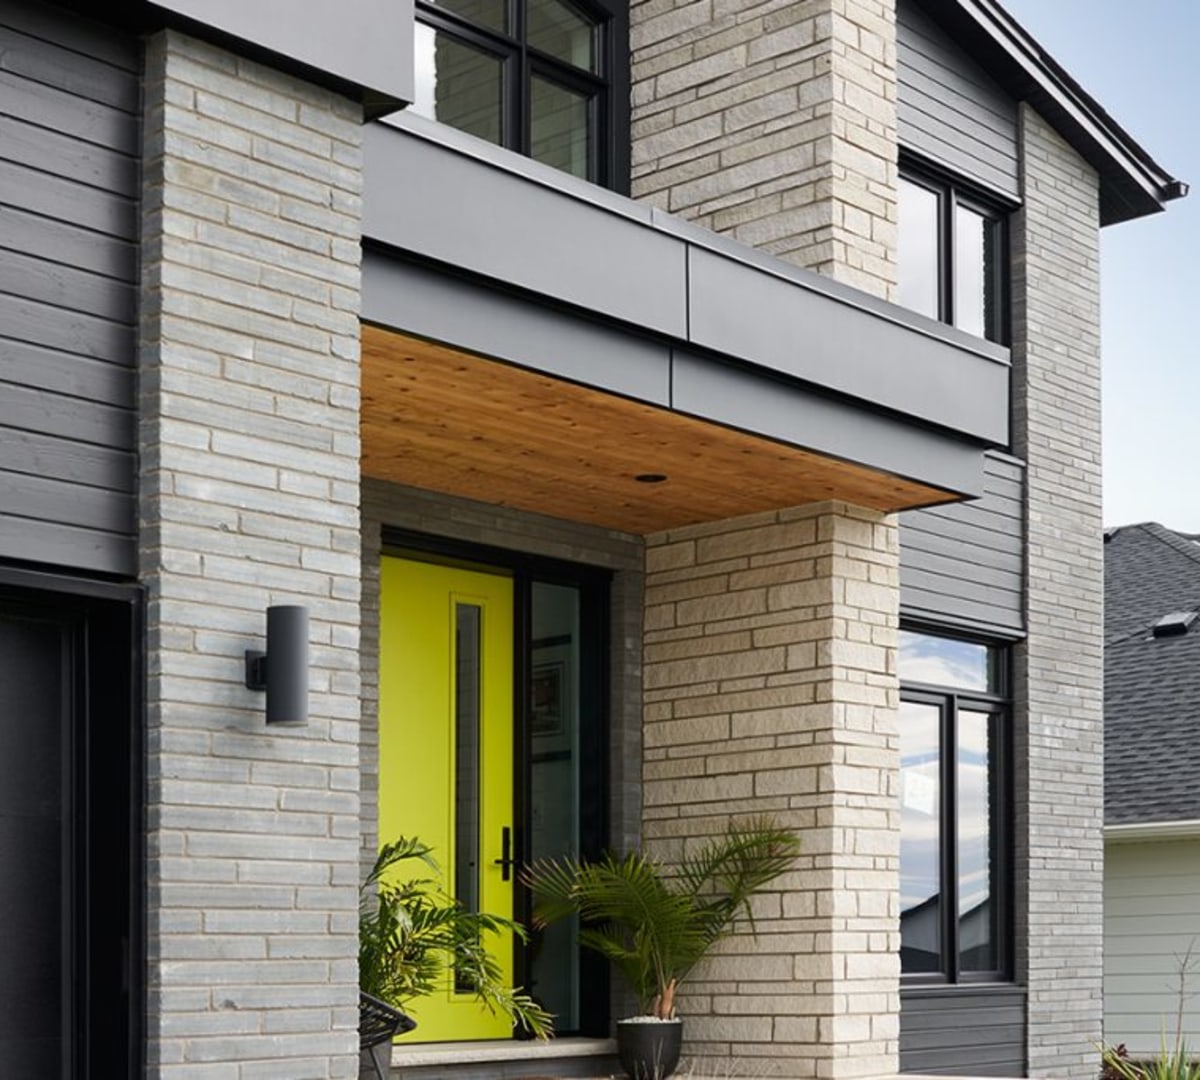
[361,116,1013,531]
[362,325,959,534]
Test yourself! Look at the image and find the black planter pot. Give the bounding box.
[616,1018,683,1080]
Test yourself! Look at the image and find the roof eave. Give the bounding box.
[1106,819,1200,842]
[927,0,1187,224]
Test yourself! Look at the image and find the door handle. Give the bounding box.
[493,826,515,881]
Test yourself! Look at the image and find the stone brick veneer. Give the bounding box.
[139,31,363,1078]
[1011,104,1105,1078]
[630,0,898,299]
[642,503,900,1078]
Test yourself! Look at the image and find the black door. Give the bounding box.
[0,584,139,1079]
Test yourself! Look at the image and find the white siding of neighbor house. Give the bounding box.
[1104,839,1200,1056]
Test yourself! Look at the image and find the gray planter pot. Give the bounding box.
[616,1017,683,1080]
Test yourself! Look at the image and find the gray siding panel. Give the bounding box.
[897,0,1019,199]
[900,454,1025,636]
[0,0,139,72]
[0,1,138,576]
[901,986,1026,1076]
[0,21,140,108]
[0,158,136,238]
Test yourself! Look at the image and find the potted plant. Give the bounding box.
[524,816,800,1080]
[359,837,552,1076]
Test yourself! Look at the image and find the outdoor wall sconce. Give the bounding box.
[244,605,309,726]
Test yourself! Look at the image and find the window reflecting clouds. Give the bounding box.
[899,630,999,693]
[900,629,1008,982]
[900,699,942,974]
[957,709,996,972]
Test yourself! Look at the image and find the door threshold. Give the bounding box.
[391,1037,615,1065]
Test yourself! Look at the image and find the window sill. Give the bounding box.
[901,981,1024,997]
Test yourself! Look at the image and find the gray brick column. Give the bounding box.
[139,31,364,1078]
[1011,103,1104,1078]
[643,503,900,1079]
[630,0,898,299]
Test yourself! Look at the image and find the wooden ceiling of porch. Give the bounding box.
[360,324,954,535]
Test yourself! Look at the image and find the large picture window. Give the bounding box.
[899,628,1010,983]
[412,0,628,189]
[897,163,1009,344]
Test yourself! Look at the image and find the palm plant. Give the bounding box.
[523,817,801,1018]
[359,836,553,1038]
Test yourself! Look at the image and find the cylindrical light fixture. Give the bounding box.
[244,605,309,726]
[266,605,308,726]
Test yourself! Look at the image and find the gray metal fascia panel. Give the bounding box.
[362,252,671,405]
[149,0,413,108]
[671,349,984,500]
[686,246,1009,446]
[363,122,688,339]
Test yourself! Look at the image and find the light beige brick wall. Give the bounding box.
[140,31,363,1078]
[630,0,898,299]
[643,503,900,1079]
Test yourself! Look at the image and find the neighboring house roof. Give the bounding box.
[1105,523,1200,825]
[918,0,1187,224]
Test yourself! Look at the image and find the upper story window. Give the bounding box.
[412,0,627,189]
[897,165,1009,343]
[899,628,1011,984]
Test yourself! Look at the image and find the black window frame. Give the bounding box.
[898,625,1013,987]
[414,0,630,192]
[898,156,1011,346]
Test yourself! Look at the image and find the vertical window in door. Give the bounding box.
[528,581,582,1031]
[455,603,483,991]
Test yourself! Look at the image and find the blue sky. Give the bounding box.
[998,1,1199,532]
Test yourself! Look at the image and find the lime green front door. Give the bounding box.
[378,556,515,1041]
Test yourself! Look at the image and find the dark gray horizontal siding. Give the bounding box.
[900,453,1025,636]
[0,0,139,576]
[901,985,1026,1076]
[897,0,1019,199]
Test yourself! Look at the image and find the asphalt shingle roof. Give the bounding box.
[1105,522,1200,825]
